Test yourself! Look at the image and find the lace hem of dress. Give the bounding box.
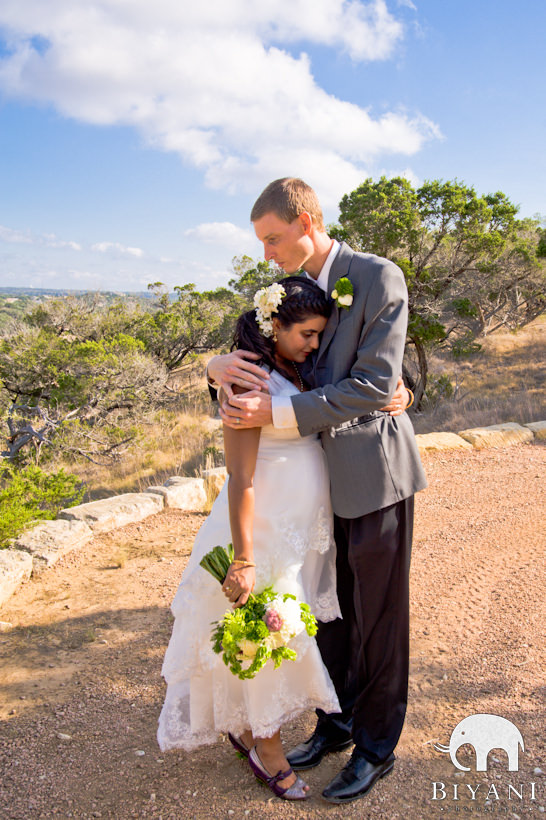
[278,504,333,556]
[158,692,341,753]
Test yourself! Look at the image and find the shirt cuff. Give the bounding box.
[272,396,298,428]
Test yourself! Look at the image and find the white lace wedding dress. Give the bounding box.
[157,369,341,752]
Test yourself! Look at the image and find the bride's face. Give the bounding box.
[273,314,328,363]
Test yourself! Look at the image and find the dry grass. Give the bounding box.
[58,355,224,500]
[411,315,546,434]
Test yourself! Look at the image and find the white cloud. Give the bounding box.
[91,241,144,258]
[0,224,81,250]
[0,225,34,245]
[0,1,440,206]
[43,233,82,251]
[380,166,421,188]
[184,222,256,248]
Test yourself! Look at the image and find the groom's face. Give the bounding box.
[253,211,314,274]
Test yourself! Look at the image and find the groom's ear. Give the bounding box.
[298,212,313,235]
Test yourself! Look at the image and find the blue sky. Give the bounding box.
[0,0,544,293]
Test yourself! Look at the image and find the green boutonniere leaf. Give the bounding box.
[331,277,354,309]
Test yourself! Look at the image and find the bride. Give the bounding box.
[157,277,341,800]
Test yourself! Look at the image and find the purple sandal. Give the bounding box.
[248,746,309,800]
[228,733,250,759]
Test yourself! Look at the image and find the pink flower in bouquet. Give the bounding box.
[264,609,283,632]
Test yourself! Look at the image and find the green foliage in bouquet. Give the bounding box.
[200,544,318,680]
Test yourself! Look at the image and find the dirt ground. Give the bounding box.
[0,443,544,820]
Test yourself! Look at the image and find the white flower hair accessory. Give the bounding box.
[331,277,353,309]
[253,283,286,337]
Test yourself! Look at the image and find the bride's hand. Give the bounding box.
[380,377,410,416]
[222,565,256,608]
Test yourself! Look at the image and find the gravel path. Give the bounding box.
[1,442,544,819]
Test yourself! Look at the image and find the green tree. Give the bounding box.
[0,328,167,463]
[25,292,145,341]
[332,177,545,404]
[135,283,240,370]
[228,256,282,305]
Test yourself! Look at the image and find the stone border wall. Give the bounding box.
[1,421,544,610]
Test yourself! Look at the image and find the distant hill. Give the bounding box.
[0,286,153,299]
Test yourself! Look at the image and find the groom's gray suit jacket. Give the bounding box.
[293,242,427,519]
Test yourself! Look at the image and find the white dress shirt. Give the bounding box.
[272,240,340,428]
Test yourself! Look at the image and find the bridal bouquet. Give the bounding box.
[200,544,318,680]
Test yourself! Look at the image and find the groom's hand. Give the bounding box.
[381,377,410,416]
[219,390,273,428]
[207,350,270,396]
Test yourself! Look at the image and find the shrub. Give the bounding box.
[0,464,84,548]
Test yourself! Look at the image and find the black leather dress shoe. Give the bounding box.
[286,732,354,771]
[321,750,395,803]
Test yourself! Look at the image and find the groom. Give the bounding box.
[208,178,427,804]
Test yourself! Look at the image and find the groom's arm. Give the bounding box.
[271,375,409,426]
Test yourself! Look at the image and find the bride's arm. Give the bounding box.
[221,417,260,608]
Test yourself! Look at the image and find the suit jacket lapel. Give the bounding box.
[315,242,353,363]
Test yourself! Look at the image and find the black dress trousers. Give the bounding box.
[316,495,414,765]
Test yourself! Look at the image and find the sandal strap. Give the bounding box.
[267,766,294,787]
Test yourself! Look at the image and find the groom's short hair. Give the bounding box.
[251,178,325,230]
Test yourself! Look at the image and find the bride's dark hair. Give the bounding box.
[232,276,331,378]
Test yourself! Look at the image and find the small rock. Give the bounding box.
[134,750,145,756]
[57,732,72,741]
[0,621,13,632]
[19,695,26,700]
[228,812,235,816]
[534,767,543,775]
[8,709,16,716]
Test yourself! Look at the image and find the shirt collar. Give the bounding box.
[305,239,340,293]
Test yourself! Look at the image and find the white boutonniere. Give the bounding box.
[331,277,353,309]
